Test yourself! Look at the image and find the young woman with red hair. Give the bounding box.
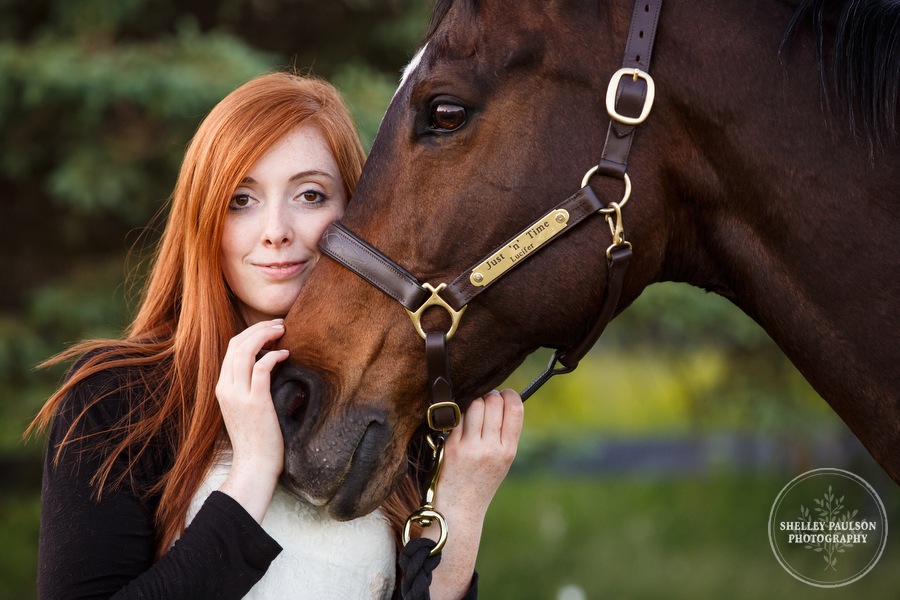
[31,72,523,599]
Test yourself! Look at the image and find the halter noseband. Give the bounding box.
[318,0,663,555]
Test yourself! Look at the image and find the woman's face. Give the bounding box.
[221,124,348,325]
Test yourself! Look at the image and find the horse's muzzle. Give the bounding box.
[271,360,402,519]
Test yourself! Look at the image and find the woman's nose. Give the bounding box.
[262,203,294,247]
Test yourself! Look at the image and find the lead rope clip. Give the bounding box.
[403,433,450,556]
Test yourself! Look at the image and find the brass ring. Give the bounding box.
[581,165,600,188]
[598,173,631,213]
[581,168,632,213]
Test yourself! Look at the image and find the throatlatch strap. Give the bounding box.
[559,244,633,368]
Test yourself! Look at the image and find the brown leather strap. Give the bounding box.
[319,184,605,315]
[424,332,460,430]
[623,0,663,72]
[425,331,453,405]
[520,244,633,400]
[441,185,605,311]
[559,244,633,368]
[320,222,430,311]
[597,0,663,178]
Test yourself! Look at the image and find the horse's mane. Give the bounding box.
[784,0,900,147]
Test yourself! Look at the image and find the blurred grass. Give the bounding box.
[477,471,900,599]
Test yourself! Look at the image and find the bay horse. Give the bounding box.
[273,0,900,520]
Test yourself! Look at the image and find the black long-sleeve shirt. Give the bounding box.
[39,366,284,598]
[38,366,474,599]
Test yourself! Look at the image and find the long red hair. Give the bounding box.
[30,72,419,556]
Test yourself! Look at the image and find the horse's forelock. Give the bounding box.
[783,0,900,148]
[424,0,478,46]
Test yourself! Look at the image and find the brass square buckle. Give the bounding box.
[606,67,655,126]
[427,401,461,432]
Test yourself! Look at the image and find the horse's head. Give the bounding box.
[273,0,673,518]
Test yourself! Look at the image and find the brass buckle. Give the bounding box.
[406,282,467,340]
[606,68,655,126]
[427,401,461,432]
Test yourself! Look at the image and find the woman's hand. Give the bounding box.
[425,389,524,600]
[438,388,524,517]
[216,319,290,522]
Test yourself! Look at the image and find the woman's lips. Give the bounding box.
[254,261,307,280]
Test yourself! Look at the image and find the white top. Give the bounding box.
[185,448,396,599]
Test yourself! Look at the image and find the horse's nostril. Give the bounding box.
[287,379,310,423]
[271,361,324,440]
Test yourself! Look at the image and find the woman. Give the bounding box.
[30,72,523,599]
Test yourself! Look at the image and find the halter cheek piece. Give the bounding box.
[319,0,663,556]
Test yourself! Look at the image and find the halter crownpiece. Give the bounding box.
[318,0,663,557]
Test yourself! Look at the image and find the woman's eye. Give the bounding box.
[430,103,467,131]
[301,190,325,203]
[229,194,252,209]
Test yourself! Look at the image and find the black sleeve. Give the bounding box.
[38,370,282,600]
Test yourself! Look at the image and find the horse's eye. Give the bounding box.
[430,103,467,131]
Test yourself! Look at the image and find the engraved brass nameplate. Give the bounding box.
[469,209,570,287]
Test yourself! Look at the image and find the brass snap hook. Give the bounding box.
[402,434,448,556]
[604,200,633,259]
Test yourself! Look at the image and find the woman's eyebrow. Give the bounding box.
[289,170,335,182]
[238,171,335,186]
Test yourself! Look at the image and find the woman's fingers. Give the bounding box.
[434,389,524,520]
[480,390,505,439]
[498,388,525,447]
[250,348,290,398]
[455,389,522,444]
[458,396,485,443]
[218,319,285,397]
[216,319,289,475]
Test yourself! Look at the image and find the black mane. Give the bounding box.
[784,0,900,147]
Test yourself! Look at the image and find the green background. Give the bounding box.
[1,0,897,597]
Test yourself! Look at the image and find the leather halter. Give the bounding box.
[319,0,663,408]
[319,0,663,556]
